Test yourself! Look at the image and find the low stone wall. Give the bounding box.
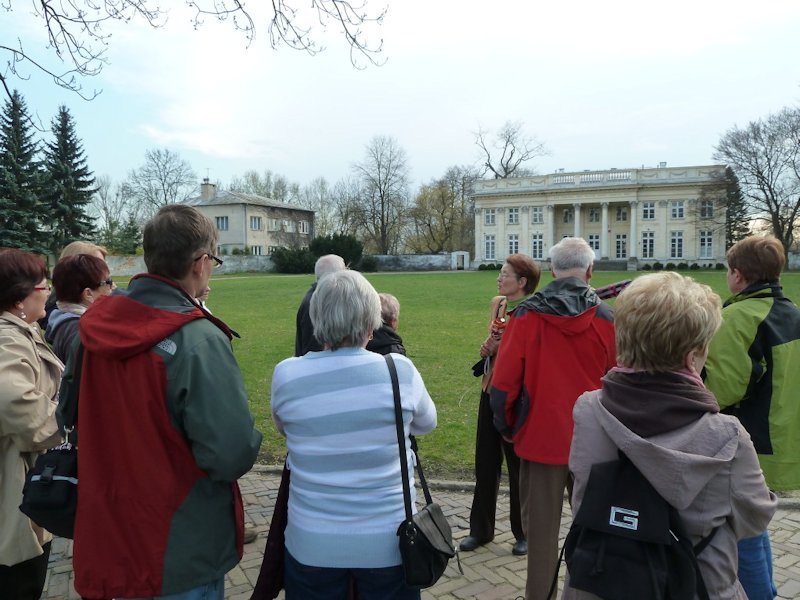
[372,254,453,271]
[106,255,274,276]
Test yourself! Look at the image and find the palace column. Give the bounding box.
[628,201,638,258]
[573,203,582,238]
[600,202,609,259]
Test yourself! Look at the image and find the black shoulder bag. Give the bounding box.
[387,354,460,589]
[19,344,83,539]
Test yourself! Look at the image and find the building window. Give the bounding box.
[267,246,281,255]
[615,234,627,259]
[531,207,543,224]
[250,216,262,230]
[588,234,600,251]
[670,231,684,259]
[616,207,628,222]
[700,199,714,219]
[299,220,309,234]
[283,219,296,233]
[508,234,519,255]
[485,209,496,226]
[508,207,519,225]
[250,245,263,256]
[563,208,574,223]
[671,201,685,219]
[641,202,655,220]
[484,234,496,260]
[641,231,654,259]
[215,216,229,231]
[588,208,600,223]
[531,233,544,259]
[700,230,713,259]
[268,218,280,231]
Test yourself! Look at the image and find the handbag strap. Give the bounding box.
[386,354,434,521]
[61,342,84,432]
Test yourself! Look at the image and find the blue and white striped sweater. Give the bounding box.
[271,347,437,568]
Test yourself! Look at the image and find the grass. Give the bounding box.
[117,270,800,479]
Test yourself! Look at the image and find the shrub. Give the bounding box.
[689,263,700,271]
[641,264,652,271]
[358,255,378,272]
[231,248,243,255]
[665,262,677,270]
[309,234,363,267]
[478,264,487,271]
[677,262,689,270]
[270,247,316,273]
[716,263,726,270]
[652,261,664,271]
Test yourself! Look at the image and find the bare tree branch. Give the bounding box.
[1,0,386,102]
[475,120,547,179]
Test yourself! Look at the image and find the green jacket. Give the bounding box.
[704,282,800,491]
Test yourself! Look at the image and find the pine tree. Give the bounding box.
[0,90,47,253]
[724,166,750,248]
[42,105,97,255]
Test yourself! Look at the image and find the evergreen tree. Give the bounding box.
[724,166,750,248]
[42,105,97,255]
[0,90,47,253]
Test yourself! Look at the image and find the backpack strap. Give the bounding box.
[692,526,720,600]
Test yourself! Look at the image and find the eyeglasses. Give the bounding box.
[33,284,52,292]
[194,253,224,268]
[99,278,114,288]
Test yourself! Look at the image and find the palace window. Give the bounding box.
[531,207,543,224]
[615,234,627,259]
[641,202,655,220]
[531,233,544,259]
[484,235,496,260]
[508,234,519,255]
[670,231,684,259]
[485,209,496,226]
[508,208,519,225]
[700,230,713,259]
[671,201,685,219]
[641,231,654,259]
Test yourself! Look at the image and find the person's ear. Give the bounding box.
[82,287,94,304]
[586,265,593,281]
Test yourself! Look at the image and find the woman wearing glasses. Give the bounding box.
[0,248,63,599]
[45,253,114,362]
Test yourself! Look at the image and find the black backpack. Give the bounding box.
[559,451,717,600]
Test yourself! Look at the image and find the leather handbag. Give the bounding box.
[19,344,84,539]
[386,354,460,589]
[250,460,290,600]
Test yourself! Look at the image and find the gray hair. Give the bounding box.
[379,292,400,324]
[311,270,382,350]
[314,254,347,280]
[549,237,595,272]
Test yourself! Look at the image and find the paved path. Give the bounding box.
[44,466,800,600]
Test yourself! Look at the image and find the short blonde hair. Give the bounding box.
[60,241,108,260]
[379,292,400,324]
[614,272,722,372]
[311,270,381,350]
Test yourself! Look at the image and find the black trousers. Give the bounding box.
[467,391,524,542]
[0,541,51,600]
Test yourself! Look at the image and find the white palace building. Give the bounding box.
[472,163,728,268]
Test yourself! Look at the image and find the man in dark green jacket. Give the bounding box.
[73,205,262,599]
[704,235,800,600]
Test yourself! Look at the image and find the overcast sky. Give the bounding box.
[4,0,800,194]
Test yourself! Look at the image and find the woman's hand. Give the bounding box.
[480,335,500,358]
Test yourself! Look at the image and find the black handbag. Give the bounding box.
[19,344,83,539]
[386,355,460,589]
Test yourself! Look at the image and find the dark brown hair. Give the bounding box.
[505,253,541,294]
[726,236,785,284]
[52,254,110,303]
[143,205,217,279]
[0,248,50,312]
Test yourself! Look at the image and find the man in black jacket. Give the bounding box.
[367,292,406,356]
[295,254,346,356]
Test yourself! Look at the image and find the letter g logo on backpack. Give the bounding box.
[609,506,639,530]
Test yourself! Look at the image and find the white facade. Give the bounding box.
[473,165,727,266]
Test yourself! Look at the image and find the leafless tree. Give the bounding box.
[351,135,409,254]
[124,149,197,218]
[714,106,800,253]
[475,120,547,179]
[91,174,140,229]
[299,176,337,237]
[330,176,364,238]
[1,0,386,101]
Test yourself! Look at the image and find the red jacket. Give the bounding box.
[490,277,616,464]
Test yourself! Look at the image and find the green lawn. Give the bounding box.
[119,270,800,478]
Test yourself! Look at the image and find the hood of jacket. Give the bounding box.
[79,275,205,361]
[44,307,81,343]
[517,276,607,335]
[587,374,739,510]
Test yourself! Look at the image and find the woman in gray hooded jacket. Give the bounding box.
[563,272,777,600]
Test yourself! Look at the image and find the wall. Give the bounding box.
[106,255,274,276]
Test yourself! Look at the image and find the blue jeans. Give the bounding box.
[285,550,420,600]
[738,531,777,600]
[127,577,224,600]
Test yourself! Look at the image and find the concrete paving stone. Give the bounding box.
[41,468,800,600]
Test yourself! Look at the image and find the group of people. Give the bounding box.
[0,202,797,600]
[460,235,795,600]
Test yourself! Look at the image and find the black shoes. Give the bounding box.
[459,536,527,555]
[459,536,490,551]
